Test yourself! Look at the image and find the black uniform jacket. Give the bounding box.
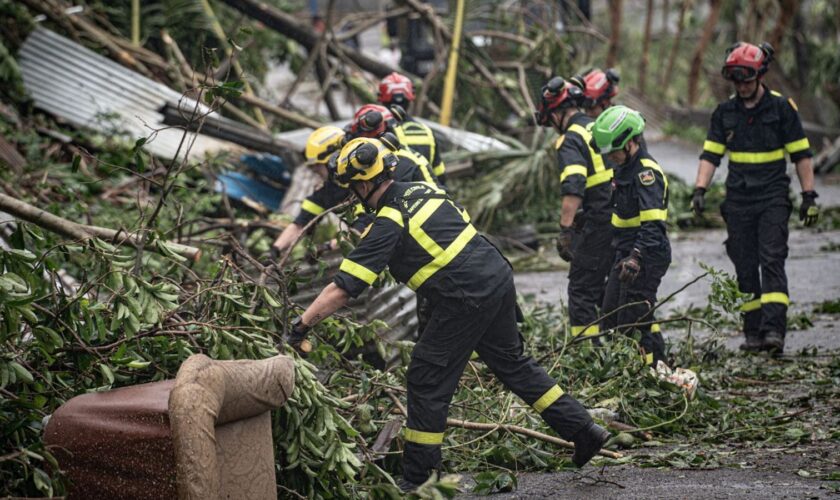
[556,113,614,223]
[611,148,670,254]
[294,146,441,229]
[333,182,511,305]
[395,117,445,178]
[699,85,812,203]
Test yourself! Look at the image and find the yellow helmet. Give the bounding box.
[334,137,398,188]
[305,126,345,166]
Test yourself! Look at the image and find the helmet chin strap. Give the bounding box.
[351,182,378,213]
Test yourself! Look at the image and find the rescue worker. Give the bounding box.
[377,72,446,179]
[691,42,819,355]
[592,106,670,367]
[271,126,356,255]
[282,138,609,491]
[571,68,620,118]
[535,76,614,340]
[350,103,445,336]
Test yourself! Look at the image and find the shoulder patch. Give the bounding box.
[787,97,798,111]
[638,169,656,186]
[555,135,565,150]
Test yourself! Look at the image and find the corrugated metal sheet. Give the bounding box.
[18,28,240,161]
[274,119,511,154]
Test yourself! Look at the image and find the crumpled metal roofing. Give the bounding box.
[274,118,511,154]
[18,28,240,161]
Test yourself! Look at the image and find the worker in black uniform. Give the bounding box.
[691,42,819,355]
[573,68,621,119]
[535,76,614,339]
[592,106,670,367]
[377,72,446,180]
[271,125,357,255]
[282,138,609,491]
[350,103,445,336]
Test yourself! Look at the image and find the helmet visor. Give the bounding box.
[722,65,758,82]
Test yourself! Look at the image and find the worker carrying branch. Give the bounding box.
[691,41,819,355]
[280,138,609,492]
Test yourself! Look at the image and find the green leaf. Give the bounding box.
[99,363,115,385]
[9,361,34,384]
[71,154,81,173]
[33,467,53,496]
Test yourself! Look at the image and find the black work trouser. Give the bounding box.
[568,221,614,338]
[601,244,671,365]
[721,198,791,338]
[403,278,592,484]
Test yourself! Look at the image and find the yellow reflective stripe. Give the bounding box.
[740,299,761,312]
[338,259,378,285]
[729,149,785,163]
[560,165,588,182]
[761,292,790,306]
[571,325,600,337]
[784,138,810,154]
[640,208,668,222]
[586,168,613,188]
[640,159,669,194]
[433,162,446,177]
[612,213,640,228]
[568,123,608,174]
[650,323,661,333]
[532,385,564,413]
[644,353,654,366]
[301,199,324,216]
[408,199,446,257]
[377,206,404,227]
[703,140,726,155]
[353,203,365,216]
[407,225,477,290]
[404,428,444,445]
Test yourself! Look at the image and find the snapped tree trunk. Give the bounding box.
[639,0,655,95]
[687,0,722,106]
[606,0,623,67]
[660,0,690,94]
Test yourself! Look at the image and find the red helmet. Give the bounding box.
[351,104,394,138]
[722,42,774,81]
[535,77,583,127]
[378,72,415,106]
[579,68,619,109]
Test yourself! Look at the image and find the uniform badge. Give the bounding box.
[638,169,655,186]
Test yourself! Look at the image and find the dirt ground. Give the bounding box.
[476,139,840,499]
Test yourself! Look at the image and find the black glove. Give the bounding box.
[282,317,311,356]
[691,187,706,217]
[556,226,575,262]
[800,191,819,227]
[617,248,642,284]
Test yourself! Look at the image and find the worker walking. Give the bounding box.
[282,138,609,491]
[377,72,446,180]
[535,77,614,340]
[691,42,819,355]
[592,106,670,367]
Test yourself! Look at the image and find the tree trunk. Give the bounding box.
[217,0,406,78]
[767,0,800,52]
[606,0,623,67]
[639,0,655,95]
[0,193,201,261]
[659,0,690,95]
[687,0,722,106]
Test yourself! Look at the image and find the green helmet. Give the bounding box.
[590,105,645,154]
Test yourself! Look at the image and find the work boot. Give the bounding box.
[738,336,763,353]
[762,331,785,356]
[396,477,421,493]
[571,422,610,467]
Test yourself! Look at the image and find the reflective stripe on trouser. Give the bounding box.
[404,278,592,484]
[568,222,613,339]
[601,246,671,365]
[721,199,791,337]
